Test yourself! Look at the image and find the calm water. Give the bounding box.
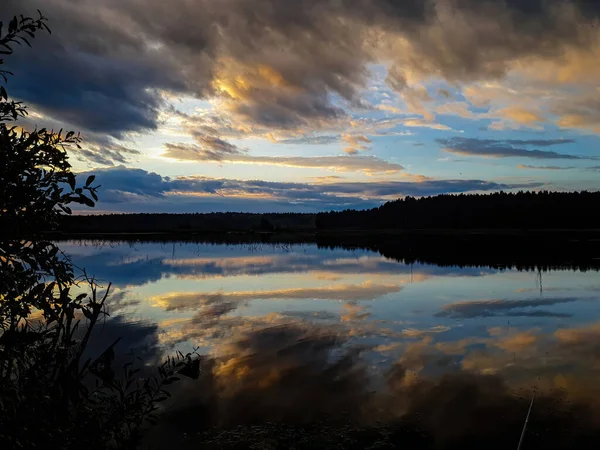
[60,239,600,430]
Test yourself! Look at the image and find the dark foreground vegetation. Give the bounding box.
[1,13,198,450]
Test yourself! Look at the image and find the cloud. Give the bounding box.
[438,88,453,99]
[278,135,339,145]
[75,145,141,166]
[4,0,600,145]
[517,165,576,171]
[186,134,244,161]
[13,111,142,166]
[403,118,453,131]
[161,146,405,174]
[553,93,600,134]
[1,0,187,135]
[181,134,247,161]
[170,110,412,157]
[341,134,372,154]
[436,102,474,119]
[78,166,542,213]
[493,106,544,127]
[435,297,585,319]
[439,137,591,160]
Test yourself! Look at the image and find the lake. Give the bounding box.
[59,239,600,445]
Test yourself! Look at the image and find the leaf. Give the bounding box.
[0,86,6,100]
[9,17,18,34]
[178,358,201,379]
[67,172,76,191]
[30,283,46,297]
[80,195,95,207]
[85,175,95,186]
[163,377,180,385]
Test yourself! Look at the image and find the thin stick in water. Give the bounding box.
[517,390,536,450]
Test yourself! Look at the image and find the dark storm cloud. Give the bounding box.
[2,0,600,140]
[435,297,586,319]
[0,0,187,135]
[77,166,542,213]
[439,137,592,160]
[13,110,142,166]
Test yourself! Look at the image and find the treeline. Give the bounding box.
[316,191,600,230]
[58,212,316,234]
[54,191,600,235]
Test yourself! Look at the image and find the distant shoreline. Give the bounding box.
[47,228,600,240]
[44,228,600,271]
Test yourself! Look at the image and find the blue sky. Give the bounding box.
[3,0,600,212]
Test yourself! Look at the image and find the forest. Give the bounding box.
[315,191,600,230]
[53,191,600,236]
[57,212,316,234]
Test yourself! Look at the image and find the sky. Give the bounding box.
[2,0,600,213]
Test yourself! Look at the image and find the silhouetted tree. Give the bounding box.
[0,12,198,450]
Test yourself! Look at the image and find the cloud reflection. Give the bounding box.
[436,297,587,319]
[61,241,499,287]
[57,240,600,447]
[151,282,402,312]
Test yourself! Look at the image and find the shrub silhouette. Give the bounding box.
[0,12,198,450]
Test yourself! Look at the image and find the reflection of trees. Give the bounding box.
[317,234,600,272]
[61,235,600,274]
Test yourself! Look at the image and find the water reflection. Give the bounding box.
[61,240,600,446]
